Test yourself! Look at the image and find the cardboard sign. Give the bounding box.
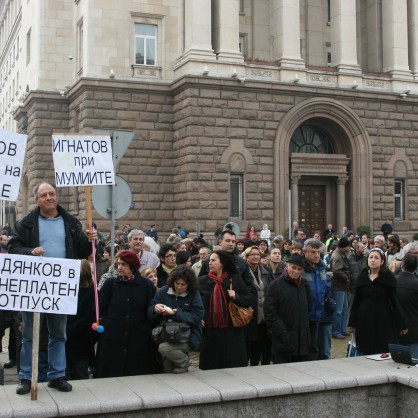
[52,134,115,187]
[0,254,81,314]
[0,131,28,201]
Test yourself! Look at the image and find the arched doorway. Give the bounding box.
[274,98,372,237]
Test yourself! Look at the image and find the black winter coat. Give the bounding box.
[264,274,312,358]
[8,205,91,260]
[348,268,406,355]
[94,273,156,378]
[396,271,418,345]
[199,272,253,370]
[66,286,95,361]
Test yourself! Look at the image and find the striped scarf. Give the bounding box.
[208,271,229,328]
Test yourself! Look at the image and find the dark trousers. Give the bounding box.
[246,322,272,366]
[308,320,319,361]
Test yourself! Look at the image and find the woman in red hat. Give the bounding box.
[94,250,157,378]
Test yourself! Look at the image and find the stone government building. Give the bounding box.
[1,0,418,237]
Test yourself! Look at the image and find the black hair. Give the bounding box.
[176,251,191,265]
[402,254,418,273]
[212,250,238,274]
[158,243,177,259]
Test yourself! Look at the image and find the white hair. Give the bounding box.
[144,236,160,254]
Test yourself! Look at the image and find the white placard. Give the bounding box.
[52,134,115,187]
[0,254,81,314]
[0,130,28,201]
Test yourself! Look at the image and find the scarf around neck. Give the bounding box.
[208,271,229,328]
[283,266,302,287]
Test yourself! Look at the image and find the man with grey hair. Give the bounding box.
[302,238,331,360]
[373,235,385,250]
[192,246,211,277]
[127,229,160,272]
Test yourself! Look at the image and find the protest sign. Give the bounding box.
[0,254,81,314]
[0,130,28,201]
[52,134,115,187]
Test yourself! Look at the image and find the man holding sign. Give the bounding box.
[8,182,96,395]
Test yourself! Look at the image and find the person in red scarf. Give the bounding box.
[199,250,253,370]
[264,254,312,364]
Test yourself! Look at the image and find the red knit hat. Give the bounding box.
[118,250,140,272]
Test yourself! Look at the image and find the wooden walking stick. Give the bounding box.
[30,312,40,400]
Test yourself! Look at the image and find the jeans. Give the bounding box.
[332,290,348,337]
[318,323,332,359]
[20,312,67,381]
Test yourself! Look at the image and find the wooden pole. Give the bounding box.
[30,312,40,401]
[85,186,92,228]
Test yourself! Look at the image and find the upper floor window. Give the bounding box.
[134,24,156,65]
[26,28,31,65]
[290,125,335,154]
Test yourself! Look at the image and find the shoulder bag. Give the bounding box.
[151,319,191,345]
[228,281,254,327]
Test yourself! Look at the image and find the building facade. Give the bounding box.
[1,0,418,237]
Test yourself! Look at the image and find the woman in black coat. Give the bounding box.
[348,248,407,355]
[94,250,156,378]
[199,250,253,370]
[65,259,95,380]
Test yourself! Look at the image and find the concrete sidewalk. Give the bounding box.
[1,330,351,386]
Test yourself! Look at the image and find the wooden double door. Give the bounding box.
[298,185,326,237]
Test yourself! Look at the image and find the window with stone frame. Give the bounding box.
[77,19,83,73]
[394,179,405,220]
[134,23,157,66]
[26,28,31,65]
[230,174,243,219]
[290,125,335,154]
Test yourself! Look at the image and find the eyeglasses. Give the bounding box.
[248,253,260,257]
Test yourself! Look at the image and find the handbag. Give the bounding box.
[228,282,254,328]
[151,319,191,345]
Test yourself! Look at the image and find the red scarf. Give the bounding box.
[208,271,229,328]
[118,275,134,283]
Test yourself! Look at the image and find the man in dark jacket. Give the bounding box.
[264,254,312,364]
[396,254,418,359]
[330,237,352,339]
[8,182,95,395]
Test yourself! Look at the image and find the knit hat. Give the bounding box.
[118,250,140,272]
[286,253,305,268]
[338,237,351,248]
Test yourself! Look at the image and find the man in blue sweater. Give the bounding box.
[8,182,96,395]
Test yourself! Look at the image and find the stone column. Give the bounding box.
[212,0,243,63]
[330,0,361,74]
[337,176,347,234]
[290,176,301,227]
[181,0,216,62]
[409,0,418,74]
[382,0,411,77]
[272,0,304,68]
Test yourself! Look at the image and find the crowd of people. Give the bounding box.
[1,193,418,396]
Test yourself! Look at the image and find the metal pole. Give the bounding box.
[288,189,292,240]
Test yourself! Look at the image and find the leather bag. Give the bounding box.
[228,282,254,327]
[151,319,191,345]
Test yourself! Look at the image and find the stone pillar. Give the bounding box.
[366,0,383,72]
[409,0,418,74]
[382,0,412,77]
[337,177,347,234]
[330,0,361,73]
[290,176,300,227]
[212,0,243,63]
[272,0,304,68]
[181,0,216,62]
